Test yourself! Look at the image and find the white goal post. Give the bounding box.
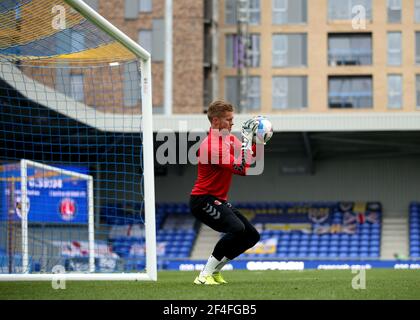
[0,159,94,280]
[64,0,157,282]
[0,0,157,281]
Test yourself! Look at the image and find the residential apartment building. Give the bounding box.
[214,0,420,113]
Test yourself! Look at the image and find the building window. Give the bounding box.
[125,0,138,19]
[273,76,307,110]
[139,24,162,61]
[124,61,141,107]
[225,76,261,110]
[139,0,152,12]
[329,76,373,109]
[273,34,287,66]
[225,34,260,68]
[225,76,238,106]
[273,0,307,25]
[225,0,237,25]
[387,32,402,66]
[387,0,401,23]
[328,33,372,66]
[138,30,152,53]
[416,0,420,23]
[225,0,260,25]
[248,34,261,67]
[84,0,99,11]
[328,0,372,21]
[249,0,261,25]
[70,74,84,102]
[416,32,420,64]
[387,75,402,109]
[152,19,164,62]
[272,33,307,67]
[247,76,261,109]
[416,75,420,108]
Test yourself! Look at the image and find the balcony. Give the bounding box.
[329,49,372,66]
[329,91,372,109]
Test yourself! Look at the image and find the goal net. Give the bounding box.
[0,0,156,281]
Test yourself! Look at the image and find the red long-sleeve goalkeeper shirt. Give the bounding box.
[190,128,255,201]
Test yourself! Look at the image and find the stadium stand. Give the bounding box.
[105,202,198,271]
[1,200,384,272]
[104,201,382,264]
[237,201,382,259]
[409,202,420,258]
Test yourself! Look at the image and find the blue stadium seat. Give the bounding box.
[330,240,339,246]
[308,247,318,254]
[291,233,301,240]
[310,234,320,240]
[370,234,380,240]
[349,246,358,253]
[282,234,291,240]
[370,246,380,252]
[288,246,298,252]
[320,240,329,246]
[309,239,319,245]
[410,240,420,246]
[320,234,331,240]
[300,240,309,246]
[280,240,289,247]
[350,239,360,246]
[276,252,287,258]
[329,246,338,252]
[370,240,380,247]
[339,239,349,246]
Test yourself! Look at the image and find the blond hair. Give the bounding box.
[207,100,234,122]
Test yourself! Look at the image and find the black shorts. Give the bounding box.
[190,194,255,234]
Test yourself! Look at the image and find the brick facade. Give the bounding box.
[17,0,204,115]
[100,0,204,114]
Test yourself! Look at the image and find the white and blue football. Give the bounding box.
[254,116,273,145]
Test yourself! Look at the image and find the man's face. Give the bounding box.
[214,111,234,133]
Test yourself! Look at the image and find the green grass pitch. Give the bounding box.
[0,270,419,300]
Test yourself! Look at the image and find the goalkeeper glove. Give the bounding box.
[241,118,259,153]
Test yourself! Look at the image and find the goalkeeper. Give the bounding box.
[190,100,267,285]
